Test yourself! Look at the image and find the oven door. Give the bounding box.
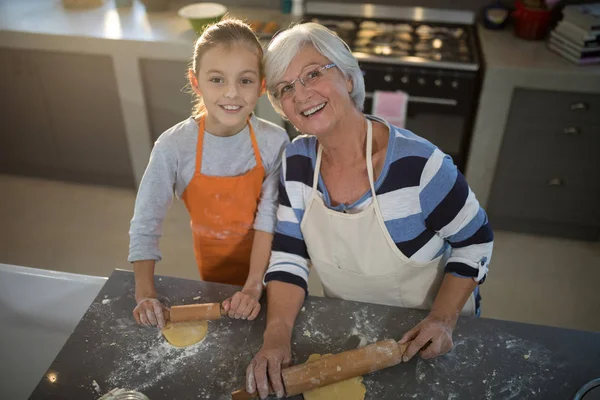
[361,63,478,171]
[364,94,466,168]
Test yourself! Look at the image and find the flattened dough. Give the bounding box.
[302,354,366,400]
[161,320,208,347]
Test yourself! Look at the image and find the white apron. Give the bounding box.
[300,119,475,316]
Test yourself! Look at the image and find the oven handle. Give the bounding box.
[365,92,458,107]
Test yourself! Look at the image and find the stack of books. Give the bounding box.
[549,3,600,65]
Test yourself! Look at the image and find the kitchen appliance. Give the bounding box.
[304,3,484,172]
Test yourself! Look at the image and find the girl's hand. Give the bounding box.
[222,285,263,320]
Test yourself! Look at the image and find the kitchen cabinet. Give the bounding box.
[0,48,134,187]
[139,59,192,143]
[33,50,134,186]
[487,88,600,240]
[0,48,56,173]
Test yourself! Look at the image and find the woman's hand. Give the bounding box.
[222,285,263,320]
[133,297,168,329]
[398,310,458,362]
[246,324,292,399]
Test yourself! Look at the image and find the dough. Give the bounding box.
[302,354,366,400]
[161,320,208,347]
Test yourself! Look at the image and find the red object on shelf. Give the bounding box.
[513,0,552,40]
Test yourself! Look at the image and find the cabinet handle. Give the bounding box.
[563,127,581,136]
[547,178,564,187]
[570,102,589,111]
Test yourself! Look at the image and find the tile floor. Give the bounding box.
[1,174,599,333]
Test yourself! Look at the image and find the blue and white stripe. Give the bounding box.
[264,116,494,294]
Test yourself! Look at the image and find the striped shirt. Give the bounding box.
[264,116,494,297]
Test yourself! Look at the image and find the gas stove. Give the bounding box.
[355,22,471,63]
[307,5,480,70]
[303,3,484,172]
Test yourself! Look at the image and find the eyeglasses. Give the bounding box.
[271,63,337,100]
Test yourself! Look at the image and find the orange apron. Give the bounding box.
[182,114,264,286]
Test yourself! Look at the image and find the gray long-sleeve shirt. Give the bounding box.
[128,114,289,263]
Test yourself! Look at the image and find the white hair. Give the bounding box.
[264,22,366,116]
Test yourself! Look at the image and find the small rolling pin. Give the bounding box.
[231,339,409,400]
[168,303,226,323]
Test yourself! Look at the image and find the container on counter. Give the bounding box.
[481,1,511,30]
[178,3,227,33]
[513,0,552,40]
[281,0,292,14]
[292,0,304,17]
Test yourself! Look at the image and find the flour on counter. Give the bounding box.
[415,332,557,400]
[106,336,206,391]
[100,316,258,399]
[102,299,112,305]
[92,380,101,394]
[349,308,386,345]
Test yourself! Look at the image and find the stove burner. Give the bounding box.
[395,24,413,33]
[397,32,413,42]
[370,32,398,46]
[416,25,432,35]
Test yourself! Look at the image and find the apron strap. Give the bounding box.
[365,119,377,197]
[247,116,264,170]
[194,114,206,177]
[312,142,322,195]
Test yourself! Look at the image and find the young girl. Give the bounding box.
[129,18,289,329]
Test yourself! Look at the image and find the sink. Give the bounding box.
[0,264,107,400]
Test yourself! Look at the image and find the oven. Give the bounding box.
[301,2,484,172]
[360,63,480,171]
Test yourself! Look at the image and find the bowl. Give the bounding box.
[178,3,227,33]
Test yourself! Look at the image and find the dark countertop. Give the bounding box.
[30,270,600,399]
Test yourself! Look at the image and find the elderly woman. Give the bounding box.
[246,23,494,398]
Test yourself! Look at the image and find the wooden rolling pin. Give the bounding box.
[231,339,408,400]
[168,303,226,323]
